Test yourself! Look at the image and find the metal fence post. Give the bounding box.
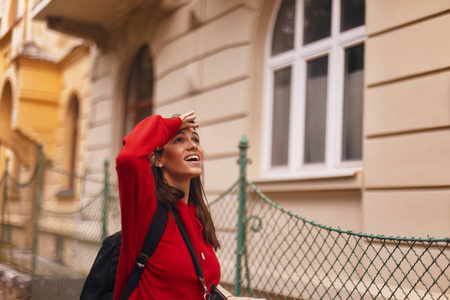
[102,159,109,242]
[235,136,249,296]
[0,158,9,259]
[31,144,43,296]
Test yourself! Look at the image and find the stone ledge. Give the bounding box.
[0,263,31,300]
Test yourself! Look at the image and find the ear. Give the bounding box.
[149,153,157,165]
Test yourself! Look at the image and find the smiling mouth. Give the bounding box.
[185,155,200,162]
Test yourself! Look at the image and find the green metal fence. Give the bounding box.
[30,159,122,299]
[213,179,450,299]
[210,137,450,299]
[0,150,121,299]
[0,139,449,299]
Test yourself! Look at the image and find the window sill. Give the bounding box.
[251,169,363,193]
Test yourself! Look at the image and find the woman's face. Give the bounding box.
[159,127,203,185]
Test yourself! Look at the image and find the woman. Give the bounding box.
[114,111,221,299]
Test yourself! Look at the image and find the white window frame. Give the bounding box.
[261,0,366,180]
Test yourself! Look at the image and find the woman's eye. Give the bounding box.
[192,138,200,144]
[174,137,184,143]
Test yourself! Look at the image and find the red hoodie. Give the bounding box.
[114,115,220,300]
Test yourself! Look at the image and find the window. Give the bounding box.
[123,46,154,136]
[55,235,64,264]
[56,95,79,198]
[263,0,365,179]
[0,81,13,132]
[66,96,79,189]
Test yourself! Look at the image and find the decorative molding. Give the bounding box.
[252,172,363,193]
[47,17,108,50]
[57,42,91,68]
[14,49,58,65]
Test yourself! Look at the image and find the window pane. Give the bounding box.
[137,107,152,123]
[303,0,331,45]
[124,111,136,136]
[138,49,153,101]
[342,44,364,161]
[271,0,295,56]
[124,46,153,137]
[304,56,328,164]
[340,0,365,32]
[126,64,139,107]
[271,67,291,166]
[69,97,79,187]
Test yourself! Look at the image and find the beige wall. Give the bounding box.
[152,2,259,194]
[69,0,449,239]
[86,1,261,189]
[10,0,446,295]
[364,0,450,237]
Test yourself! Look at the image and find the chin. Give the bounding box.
[190,171,203,178]
[192,172,202,178]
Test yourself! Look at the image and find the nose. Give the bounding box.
[188,141,198,150]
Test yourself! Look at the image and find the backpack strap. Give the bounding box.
[120,201,167,300]
[171,210,210,297]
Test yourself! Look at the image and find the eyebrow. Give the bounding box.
[174,131,200,137]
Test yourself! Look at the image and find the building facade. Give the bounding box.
[32,0,450,241]
[0,0,91,248]
[0,0,447,297]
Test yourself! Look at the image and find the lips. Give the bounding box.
[184,155,200,162]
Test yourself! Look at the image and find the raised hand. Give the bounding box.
[179,111,199,130]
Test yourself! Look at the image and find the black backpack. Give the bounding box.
[80,202,167,300]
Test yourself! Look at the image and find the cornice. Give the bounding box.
[57,43,91,69]
[47,17,108,50]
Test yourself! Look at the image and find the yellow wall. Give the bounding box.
[0,33,12,175]
[49,44,91,201]
[16,58,60,159]
[0,0,91,251]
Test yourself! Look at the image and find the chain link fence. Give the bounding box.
[30,160,121,299]
[209,139,449,300]
[0,163,36,273]
[209,179,450,299]
[0,154,121,299]
[1,141,449,299]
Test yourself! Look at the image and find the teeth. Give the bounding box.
[185,155,199,161]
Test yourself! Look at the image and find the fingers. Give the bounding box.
[179,111,199,129]
[181,121,199,129]
[180,111,195,121]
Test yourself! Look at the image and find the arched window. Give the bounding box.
[66,95,79,189]
[0,82,13,133]
[263,0,365,178]
[123,46,154,136]
[0,81,13,175]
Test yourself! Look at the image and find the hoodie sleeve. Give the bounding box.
[113,115,181,299]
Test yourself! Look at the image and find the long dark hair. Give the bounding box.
[150,143,221,251]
